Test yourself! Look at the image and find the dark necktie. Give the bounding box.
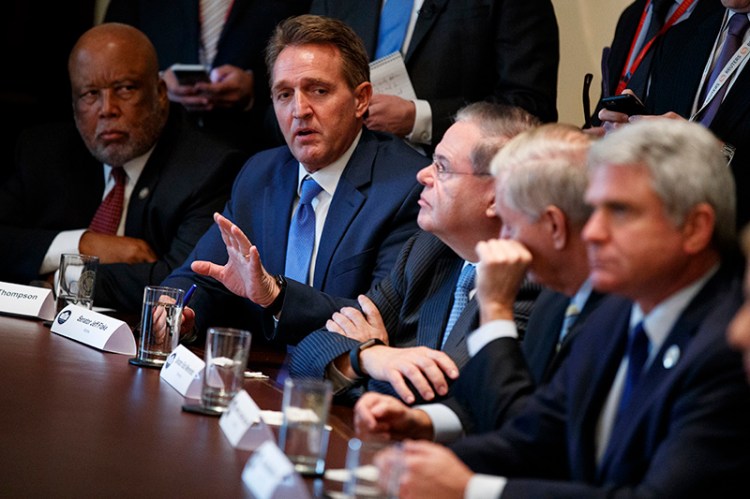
[557,302,580,351]
[89,167,126,235]
[698,13,750,126]
[440,264,476,350]
[375,0,414,59]
[626,0,673,98]
[617,321,650,417]
[284,176,323,284]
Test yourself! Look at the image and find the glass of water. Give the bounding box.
[129,285,184,368]
[55,253,99,314]
[278,377,332,476]
[200,327,252,412]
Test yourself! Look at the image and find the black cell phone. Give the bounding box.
[170,63,210,86]
[601,94,649,116]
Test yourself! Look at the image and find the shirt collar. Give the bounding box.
[296,129,363,197]
[104,144,155,185]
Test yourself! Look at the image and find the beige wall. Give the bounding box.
[552,0,633,124]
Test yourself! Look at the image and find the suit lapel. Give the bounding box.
[313,130,373,289]
[523,291,568,384]
[404,0,449,63]
[262,154,298,276]
[416,256,462,349]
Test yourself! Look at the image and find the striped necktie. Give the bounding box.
[200,0,232,67]
[89,167,126,235]
[441,264,476,350]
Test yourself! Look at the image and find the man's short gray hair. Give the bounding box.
[589,118,736,252]
[491,123,592,227]
[454,102,541,175]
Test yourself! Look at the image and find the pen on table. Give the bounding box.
[182,284,197,308]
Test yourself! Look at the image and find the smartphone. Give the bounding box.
[170,63,210,86]
[601,94,648,116]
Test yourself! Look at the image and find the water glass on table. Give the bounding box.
[344,438,402,499]
[55,253,99,314]
[129,285,184,368]
[200,327,252,413]
[278,378,333,476]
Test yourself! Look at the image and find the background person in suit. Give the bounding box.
[311,0,559,151]
[728,224,750,382]
[0,23,245,313]
[376,118,750,498]
[354,124,601,441]
[163,15,428,345]
[288,103,541,405]
[105,0,311,155]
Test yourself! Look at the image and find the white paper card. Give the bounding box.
[369,52,417,100]
[0,281,56,321]
[220,390,275,451]
[160,345,204,398]
[243,441,305,499]
[50,304,136,355]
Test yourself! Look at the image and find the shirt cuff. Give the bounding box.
[325,357,360,395]
[465,474,507,499]
[406,99,432,145]
[416,403,464,443]
[467,320,518,357]
[40,229,87,275]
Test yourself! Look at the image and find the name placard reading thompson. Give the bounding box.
[50,304,136,355]
[0,281,56,321]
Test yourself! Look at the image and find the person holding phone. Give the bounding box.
[105,0,310,155]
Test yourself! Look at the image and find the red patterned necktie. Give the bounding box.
[89,167,126,235]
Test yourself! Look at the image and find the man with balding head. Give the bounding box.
[0,23,245,312]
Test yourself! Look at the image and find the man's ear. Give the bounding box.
[544,205,569,250]
[681,202,716,255]
[354,82,373,119]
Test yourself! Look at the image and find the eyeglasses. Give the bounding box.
[431,156,493,181]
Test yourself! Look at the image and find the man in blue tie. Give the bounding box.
[376,118,750,498]
[286,102,541,405]
[353,124,603,441]
[163,15,429,344]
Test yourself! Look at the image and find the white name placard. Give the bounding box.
[50,304,136,355]
[220,390,275,451]
[242,441,310,499]
[0,281,56,321]
[160,345,204,398]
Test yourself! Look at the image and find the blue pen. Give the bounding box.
[182,284,197,308]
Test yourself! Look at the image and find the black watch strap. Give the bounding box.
[349,338,384,378]
[265,274,286,316]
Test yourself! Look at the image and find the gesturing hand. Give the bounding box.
[191,213,279,307]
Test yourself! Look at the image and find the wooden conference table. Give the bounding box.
[0,315,355,497]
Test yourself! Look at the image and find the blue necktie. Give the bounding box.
[557,302,580,350]
[617,322,650,416]
[698,14,750,126]
[375,0,414,59]
[441,264,476,350]
[285,176,323,284]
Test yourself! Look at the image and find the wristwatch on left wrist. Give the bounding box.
[349,338,385,378]
[265,274,286,315]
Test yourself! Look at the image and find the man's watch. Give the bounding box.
[349,338,385,378]
[265,274,286,316]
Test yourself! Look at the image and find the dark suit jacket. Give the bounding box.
[311,0,559,146]
[450,265,750,497]
[645,1,750,227]
[105,0,311,154]
[445,289,605,435]
[289,231,539,403]
[0,107,246,313]
[163,127,427,341]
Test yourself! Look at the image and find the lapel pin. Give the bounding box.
[138,187,150,200]
[662,345,680,369]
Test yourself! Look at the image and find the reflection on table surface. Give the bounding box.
[0,314,354,497]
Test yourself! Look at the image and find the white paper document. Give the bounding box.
[369,52,417,100]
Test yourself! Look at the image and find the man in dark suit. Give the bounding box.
[0,23,245,313]
[105,0,311,154]
[376,119,750,498]
[353,124,602,441]
[311,0,558,150]
[163,15,428,345]
[287,103,541,405]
